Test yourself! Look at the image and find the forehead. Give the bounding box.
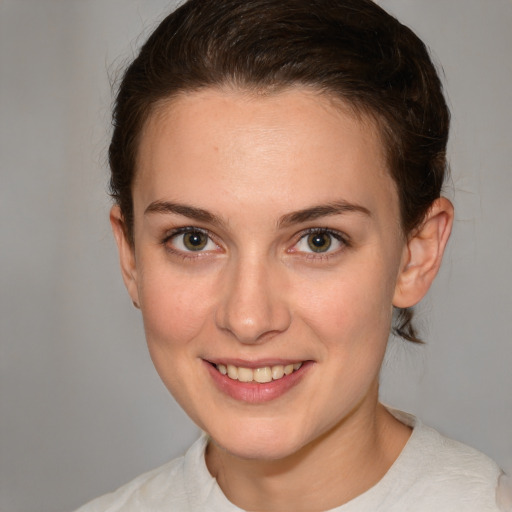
[134,87,397,221]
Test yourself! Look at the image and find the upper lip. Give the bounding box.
[204,358,308,368]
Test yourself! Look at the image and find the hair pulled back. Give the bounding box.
[109,0,450,342]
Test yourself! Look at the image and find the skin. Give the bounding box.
[111,87,453,511]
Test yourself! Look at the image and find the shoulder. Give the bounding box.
[420,425,500,498]
[73,458,187,512]
[388,411,504,511]
[73,436,208,512]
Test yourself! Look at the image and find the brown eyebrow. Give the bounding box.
[144,201,226,226]
[145,199,370,228]
[278,201,371,228]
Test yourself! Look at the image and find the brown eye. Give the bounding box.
[183,231,208,251]
[168,228,217,253]
[293,229,345,256]
[307,232,332,253]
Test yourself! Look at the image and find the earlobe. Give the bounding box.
[109,205,140,307]
[393,197,454,308]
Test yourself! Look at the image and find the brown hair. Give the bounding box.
[109,0,450,342]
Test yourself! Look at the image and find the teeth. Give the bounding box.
[271,365,284,380]
[215,362,304,383]
[254,367,272,383]
[237,367,253,382]
[227,364,238,379]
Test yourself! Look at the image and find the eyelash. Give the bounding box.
[291,228,350,260]
[161,226,221,260]
[160,226,350,261]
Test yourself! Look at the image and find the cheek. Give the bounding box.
[136,265,218,420]
[293,262,396,351]
[137,264,216,352]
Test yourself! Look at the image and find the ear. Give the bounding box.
[110,205,141,308]
[393,197,454,308]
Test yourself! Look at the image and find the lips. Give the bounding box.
[205,359,310,403]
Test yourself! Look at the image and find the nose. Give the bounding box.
[215,258,292,344]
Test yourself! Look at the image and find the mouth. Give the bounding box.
[214,362,303,383]
[205,359,310,403]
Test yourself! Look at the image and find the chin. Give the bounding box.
[207,417,311,461]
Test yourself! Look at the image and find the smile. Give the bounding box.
[215,363,303,383]
[205,359,310,403]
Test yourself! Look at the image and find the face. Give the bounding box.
[118,87,411,460]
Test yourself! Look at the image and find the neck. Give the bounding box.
[205,390,411,512]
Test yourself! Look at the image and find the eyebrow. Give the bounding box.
[144,199,370,228]
[145,201,226,226]
[277,200,371,228]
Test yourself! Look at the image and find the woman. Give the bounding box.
[76,0,510,510]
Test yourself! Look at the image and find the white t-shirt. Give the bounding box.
[75,410,510,511]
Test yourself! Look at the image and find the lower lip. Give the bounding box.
[204,361,311,403]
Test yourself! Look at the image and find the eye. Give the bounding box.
[166,228,218,253]
[294,229,346,254]
[305,232,332,252]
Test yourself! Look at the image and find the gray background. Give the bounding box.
[1,1,511,511]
